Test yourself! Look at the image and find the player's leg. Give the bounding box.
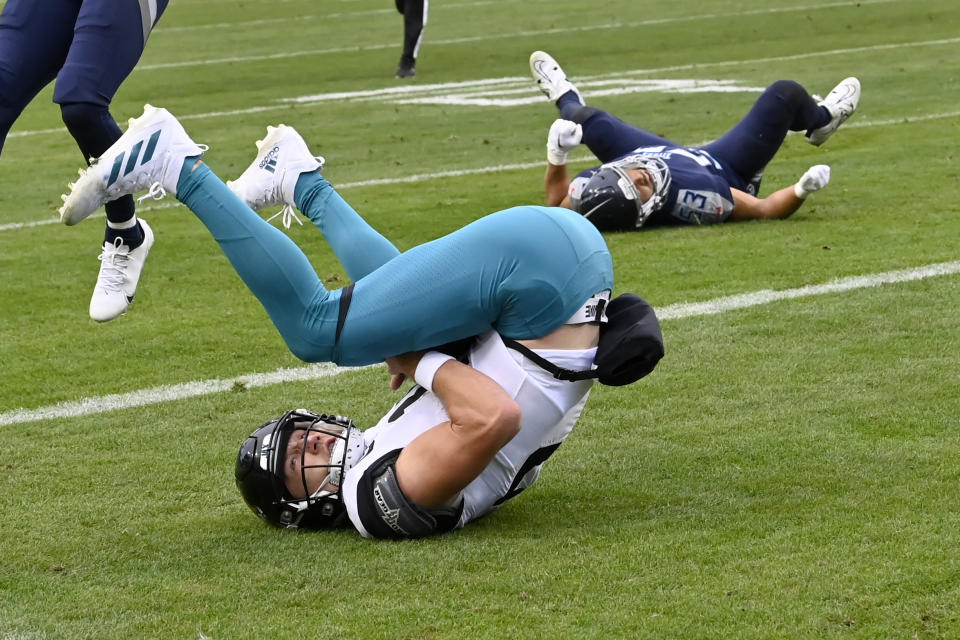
[177,162,349,361]
[569,106,678,163]
[60,105,348,358]
[61,110,612,366]
[294,173,401,279]
[56,0,169,237]
[396,0,427,78]
[225,134,611,362]
[55,0,169,320]
[227,125,401,281]
[61,106,410,363]
[528,50,677,162]
[186,170,613,366]
[0,0,78,154]
[231,157,612,364]
[698,80,829,192]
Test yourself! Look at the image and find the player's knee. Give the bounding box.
[59,101,110,137]
[767,80,808,107]
[0,73,11,110]
[575,108,621,157]
[284,339,326,364]
[60,101,125,159]
[564,104,602,125]
[0,69,27,127]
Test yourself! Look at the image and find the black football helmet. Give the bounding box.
[235,409,365,529]
[576,155,671,230]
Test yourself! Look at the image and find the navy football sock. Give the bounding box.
[814,105,832,129]
[557,90,585,119]
[104,219,145,249]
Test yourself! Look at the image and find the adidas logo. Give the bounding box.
[259,145,280,173]
[106,129,162,187]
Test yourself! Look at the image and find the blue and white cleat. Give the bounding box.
[227,124,324,229]
[806,77,861,146]
[59,105,206,225]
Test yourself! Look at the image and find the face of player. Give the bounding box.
[283,426,342,499]
[627,168,656,204]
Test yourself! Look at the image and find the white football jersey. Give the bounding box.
[342,330,596,538]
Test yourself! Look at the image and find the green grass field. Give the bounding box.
[1,0,959,637]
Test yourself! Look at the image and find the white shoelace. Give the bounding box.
[96,239,131,293]
[265,204,304,229]
[137,181,167,204]
[260,155,324,229]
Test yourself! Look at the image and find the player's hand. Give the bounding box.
[546,119,583,166]
[794,164,831,199]
[385,351,425,390]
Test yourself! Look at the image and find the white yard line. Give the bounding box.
[7,32,959,141]
[0,158,555,233]
[3,100,959,236]
[137,0,902,70]
[2,259,958,427]
[0,363,357,427]
[656,260,960,319]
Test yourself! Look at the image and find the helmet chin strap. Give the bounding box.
[325,437,348,487]
[323,425,366,488]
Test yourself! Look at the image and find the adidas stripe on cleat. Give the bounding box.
[105,129,163,187]
[59,104,206,226]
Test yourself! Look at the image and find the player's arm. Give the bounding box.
[545,163,572,207]
[386,352,522,509]
[544,119,582,207]
[731,165,831,221]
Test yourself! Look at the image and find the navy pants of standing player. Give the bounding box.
[0,0,167,225]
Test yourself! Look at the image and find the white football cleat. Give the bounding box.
[227,124,325,228]
[806,77,861,146]
[59,104,206,226]
[529,50,582,103]
[89,219,155,322]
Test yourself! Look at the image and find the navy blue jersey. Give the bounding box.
[570,145,735,226]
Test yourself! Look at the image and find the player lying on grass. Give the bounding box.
[528,50,861,231]
[58,109,663,538]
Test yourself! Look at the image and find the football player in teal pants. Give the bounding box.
[59,105,614,367]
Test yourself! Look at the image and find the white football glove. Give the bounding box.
[794,164,831,199]
[546,118,583,166]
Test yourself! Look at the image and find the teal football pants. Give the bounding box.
[176,162,614,366]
